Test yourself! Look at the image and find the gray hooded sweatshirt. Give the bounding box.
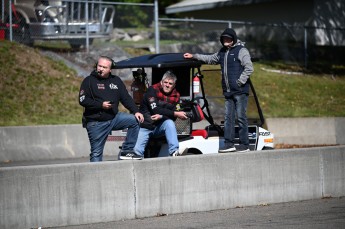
[193,28,254,98]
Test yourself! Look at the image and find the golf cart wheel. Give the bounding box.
[184,148,202,155]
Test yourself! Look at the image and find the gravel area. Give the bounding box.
[40,43,131,78]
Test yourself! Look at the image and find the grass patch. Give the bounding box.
[201,63,345,118]
[252,64,345,117]
[0,41,83,126]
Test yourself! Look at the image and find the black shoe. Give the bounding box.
[218,144,236,153]
[236,145,250,152]
[119,151,143,160]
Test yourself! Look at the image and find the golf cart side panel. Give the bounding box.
[257,127,275,150]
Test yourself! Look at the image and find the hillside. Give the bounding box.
[0,41,83,126]
[0,41,345,126]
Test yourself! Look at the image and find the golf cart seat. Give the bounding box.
[191,129,208,138]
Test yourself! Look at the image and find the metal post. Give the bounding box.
[154,0,159,53]
[9,0,12,41]
[1,0,4,21]
[85,1,90,53]
[304,27,308,69]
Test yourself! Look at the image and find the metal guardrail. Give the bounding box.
[1,0,117,51]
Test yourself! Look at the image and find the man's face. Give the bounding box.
[96,58,112,78]
[223,37,233,47]
[161,78,175,94]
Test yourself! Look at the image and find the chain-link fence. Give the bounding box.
[158,18,345,69]
[1,0,344,69]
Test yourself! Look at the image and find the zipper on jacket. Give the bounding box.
[224,49,231,92]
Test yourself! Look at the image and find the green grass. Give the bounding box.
[0,40,344,126]
[253,65,345,117]
[252,64,345,117]
[201,64,345,117]
[0,41,83,126]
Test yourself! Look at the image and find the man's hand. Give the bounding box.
[183,53,193,59]
[135,112,144,123]
[174,111,188,120]
[236,79,243,87]
[151,114,162,121]
[102,101,113,110]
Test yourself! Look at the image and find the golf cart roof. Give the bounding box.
[114,53,203,69]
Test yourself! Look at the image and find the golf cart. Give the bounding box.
[112,53,274,157]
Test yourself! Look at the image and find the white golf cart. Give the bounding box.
[112,53,274,157]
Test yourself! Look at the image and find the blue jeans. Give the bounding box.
[224,94,249,147]
[86,112,139,162]
[134,119,179,157]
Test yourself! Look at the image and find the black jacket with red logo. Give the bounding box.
[79,70,138,121]
[139,82,180,130]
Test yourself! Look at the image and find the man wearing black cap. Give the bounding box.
[184,28,254,152]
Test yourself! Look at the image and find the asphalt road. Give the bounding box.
[49,197,345,229]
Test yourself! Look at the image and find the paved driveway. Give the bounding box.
[50,197,345,229]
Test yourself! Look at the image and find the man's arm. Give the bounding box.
[238,48,254,85]
[184,52,220,65]
[144,87,177,119]
[79,76,102,109]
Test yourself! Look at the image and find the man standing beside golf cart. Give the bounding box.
[184,28,254,152]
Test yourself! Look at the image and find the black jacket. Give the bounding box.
[138,85,178,130]
[79,70,138,121]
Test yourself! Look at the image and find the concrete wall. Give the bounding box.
[1,118,344,162]
[0,124,120,162]
[1,146,344,228]
[266,117,345,145]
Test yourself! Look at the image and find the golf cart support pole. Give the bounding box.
[192,70,216,126]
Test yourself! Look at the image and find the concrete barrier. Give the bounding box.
[0,125,120,162]
[0,146,344,228]
[266,117,345,145]
[1,118,344,163]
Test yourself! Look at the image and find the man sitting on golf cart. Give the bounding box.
[134,70,189,159]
